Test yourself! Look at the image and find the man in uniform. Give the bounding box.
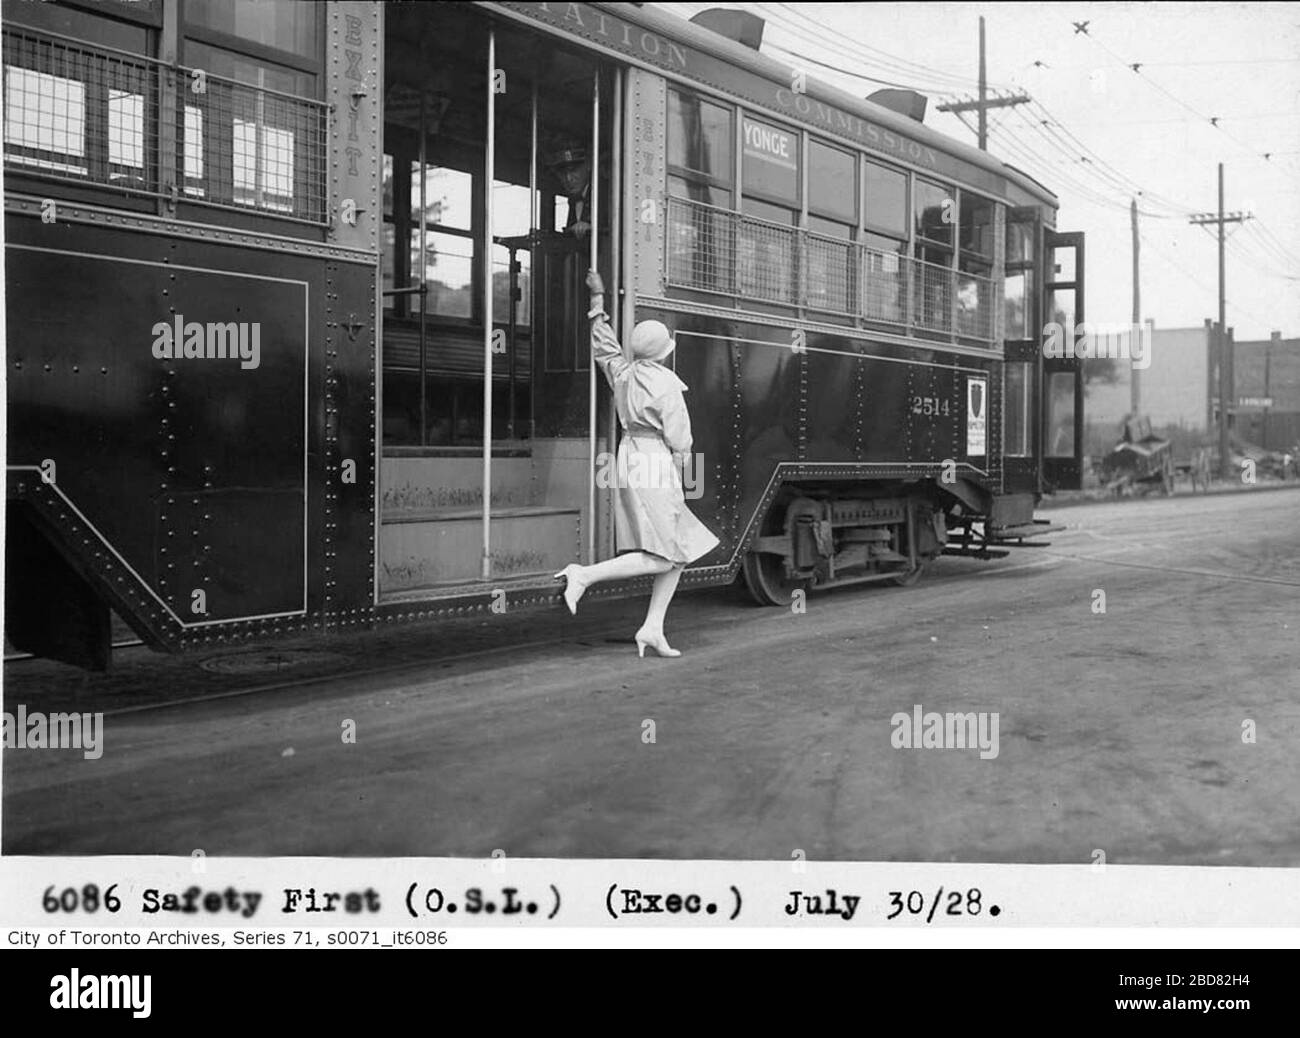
[545,141,593,241]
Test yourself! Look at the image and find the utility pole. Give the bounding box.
[1264,330,1279,450]
[1131,198,1141,416]
[978,16,987,150]
[1189,163,1252,479]
[936,16,1030,150]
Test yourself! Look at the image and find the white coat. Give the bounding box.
[591,315,720,565]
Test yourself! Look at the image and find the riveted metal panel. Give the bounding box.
[323,2,381,619]
[628,66,666,299]
[326,2,382,255]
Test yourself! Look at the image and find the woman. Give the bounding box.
[555,271,719,657]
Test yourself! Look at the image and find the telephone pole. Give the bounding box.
[1131,198,1141,416]
[935,16,1030,150]
[1189,163,1252,479]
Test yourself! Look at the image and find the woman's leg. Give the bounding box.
[636,564,685,657]
[555,551,673,614]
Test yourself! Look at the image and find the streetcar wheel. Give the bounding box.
[741,550,806,606]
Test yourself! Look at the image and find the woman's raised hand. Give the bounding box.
[586,270,605,297]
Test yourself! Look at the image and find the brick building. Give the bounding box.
[1082,324,1299,453]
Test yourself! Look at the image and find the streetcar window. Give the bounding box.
[180,41,324,220]
[1048,287,1076,335]
[913,244,952,333]
[491,179,534,327]
[667,89,732,188]
[739,196,797,304]
[956,193,994,339]
[1004,362,1031,457]
[808,214,851,239]
[1007,220,1035,264]
[863,160,907,237]
[182,106,204,186]
[960,193,994,260]
[807,214,854,315]
[412,229,474,319]
[1045,372,1076,457]
[183,41,316,97]
[740,197,796,225]
[407,163,475,319]
[1005,214,1037,342]
[667,177,735,293]
[1003,270,1032,340]
[807,140,855,314]
[667,174,730,208]
[2,67,87,174]
[107,89,143,171]
[1051,245,1076,282]
[957,258,992,340]
[184,0,320,61]
[741,115,800,205]
[413,164,472,232]
[491,242,531,327]
[233,118,294,211]
[913,177,953,247]
[860,232,905,324]
[863,231,906,256]
[808,139,855,224]
[492,181,533,238]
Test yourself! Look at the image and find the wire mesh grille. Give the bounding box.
[667,197,735,295]
[3,27,328,223]
[177,63,328,222]
[3,28,158,194]
[804,231,853,315]
[860,246,908,327]
[912,257,954,334]
[666,196,998,344]
[737,211,798,305]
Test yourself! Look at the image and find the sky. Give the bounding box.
[653,1,1300,342]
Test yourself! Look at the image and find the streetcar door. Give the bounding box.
[376,6,616,596]
[1042,230,1085,490]
[1001,208,1041,495]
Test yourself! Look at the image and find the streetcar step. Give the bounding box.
[380,506,582,591]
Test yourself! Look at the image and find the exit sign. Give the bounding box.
[1237,396,1274,408]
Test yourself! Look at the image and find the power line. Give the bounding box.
[1027,99,1196,215]
[763,41,945,92]
[754,2,1012,95]
[1066,17,1281,167]
[1003,105,1184,217]
[1026,58,1300,70]
[1251,221,1300,267]
[961,111,1140,215]
[769,2,1005,91]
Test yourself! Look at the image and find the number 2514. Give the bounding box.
[911,396,950,416]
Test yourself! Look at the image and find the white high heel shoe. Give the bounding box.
[554,564,587,615]
[635,626,681,658]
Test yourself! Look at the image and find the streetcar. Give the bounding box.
[3,0,1084,668]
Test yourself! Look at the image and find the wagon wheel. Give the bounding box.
[741,497,818,606]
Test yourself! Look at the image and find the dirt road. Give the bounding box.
[4,488,1298,864]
